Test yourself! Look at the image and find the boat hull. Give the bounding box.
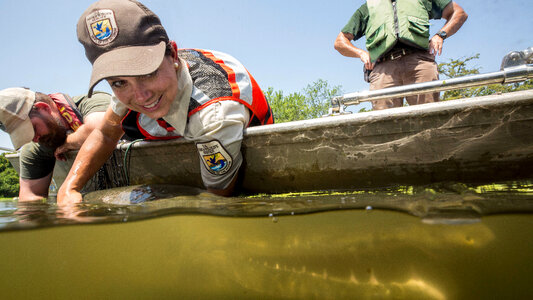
[7,90,533,194]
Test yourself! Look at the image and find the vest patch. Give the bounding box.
[85,9,119,45]
[197,140,233,175]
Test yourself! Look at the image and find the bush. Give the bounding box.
[0,154,19,197]
[265,79,343,123]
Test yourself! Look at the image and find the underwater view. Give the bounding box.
[0,181,532,299]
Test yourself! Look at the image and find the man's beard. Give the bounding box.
[38,116,68,149]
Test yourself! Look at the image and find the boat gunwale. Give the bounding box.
[115,89,533,151]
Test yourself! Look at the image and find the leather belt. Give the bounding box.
[378,48,414,62]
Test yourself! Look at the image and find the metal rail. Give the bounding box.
[330,64,533,113]
[330,47,533,114]
[0,146,14,152]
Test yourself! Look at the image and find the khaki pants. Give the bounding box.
[369,51,439,110]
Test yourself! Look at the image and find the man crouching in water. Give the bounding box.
[0,87,112,201]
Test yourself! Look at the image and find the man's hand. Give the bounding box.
[429,35,444,56]
[334,32,375,70]
[430,1,468,57]
[54,143,76,161]
[54,134,83,161]
[359,51,375,70]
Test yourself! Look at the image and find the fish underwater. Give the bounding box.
[1,184,530,299]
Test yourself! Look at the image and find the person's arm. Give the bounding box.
[190,101,248,197]
[54,111,106,161]
[207,173,239,197]
[18,173,53,201]
[57,107,124,205]
[334,32,375,70]
[429,1,468,56]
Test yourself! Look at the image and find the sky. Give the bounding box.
[0,0,532,152]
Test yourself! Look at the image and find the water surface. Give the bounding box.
[0,182,532,299]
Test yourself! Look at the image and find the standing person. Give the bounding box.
[0,87,112,201]
[334,0,467,110]
[58,0,273,204]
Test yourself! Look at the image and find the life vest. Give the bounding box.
[365,0,431,62]
[121,49,274,140]
[49,93,84,131]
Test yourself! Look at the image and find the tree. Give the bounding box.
[264,88,308,123]
[265,79,343,123]
[438,54,533,101]
[0,153,19,197]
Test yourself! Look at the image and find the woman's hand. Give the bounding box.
[57,184,83,206]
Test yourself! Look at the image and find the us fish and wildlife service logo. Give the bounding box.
[85,9,118,45]
[197,140,233,175]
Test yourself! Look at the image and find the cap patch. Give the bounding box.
[85,9,118,45]
[197,140,233,175]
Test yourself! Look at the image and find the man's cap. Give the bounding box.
[77,0,169,96]
[0,88,36,150]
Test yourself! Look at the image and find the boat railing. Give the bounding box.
[0,146,14,152]
[329,46,533,114]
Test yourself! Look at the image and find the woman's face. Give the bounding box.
[106,55,178,120]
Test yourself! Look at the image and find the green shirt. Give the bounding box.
[19,92,111,180]
[341,0,451,42]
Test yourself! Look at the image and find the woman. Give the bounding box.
[58,0,273,204]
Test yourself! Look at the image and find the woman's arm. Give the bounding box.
[57,107,125,205]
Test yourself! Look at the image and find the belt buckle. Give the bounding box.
[389,49,406,61]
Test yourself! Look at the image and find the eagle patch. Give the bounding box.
[197,140,233,175]
[85,9,118,45]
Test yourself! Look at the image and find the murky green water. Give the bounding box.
[0,182,532,299]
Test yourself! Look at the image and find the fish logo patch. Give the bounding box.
[85,9,118,45]
[197,140,233,175]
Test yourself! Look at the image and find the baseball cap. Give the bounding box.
[77,0,169,96]
[0,88,36,150]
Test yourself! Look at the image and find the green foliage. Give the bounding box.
[438,54,533,101]
[0,153,19,197]
[264,88,307,123]
[265,79,342,123]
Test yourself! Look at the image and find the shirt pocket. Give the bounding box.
[407,15,430,38]
[366,24,387,49]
